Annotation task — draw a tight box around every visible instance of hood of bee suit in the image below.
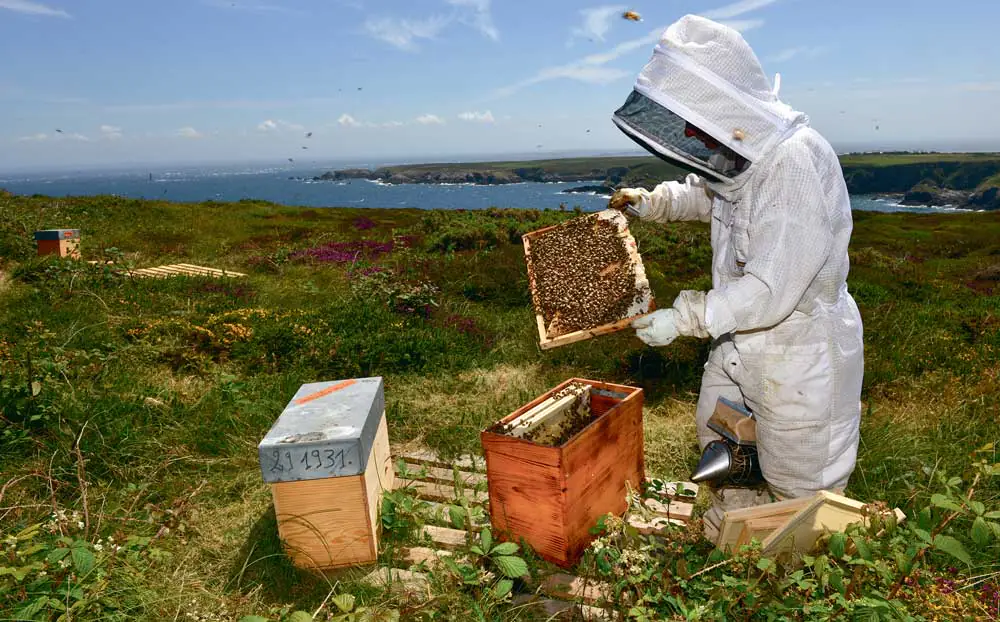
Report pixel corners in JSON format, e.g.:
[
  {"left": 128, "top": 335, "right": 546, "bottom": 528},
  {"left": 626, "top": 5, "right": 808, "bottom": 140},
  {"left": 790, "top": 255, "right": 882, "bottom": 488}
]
[{"left": 612, "top": 14, "right": 809, "bottom": 185}]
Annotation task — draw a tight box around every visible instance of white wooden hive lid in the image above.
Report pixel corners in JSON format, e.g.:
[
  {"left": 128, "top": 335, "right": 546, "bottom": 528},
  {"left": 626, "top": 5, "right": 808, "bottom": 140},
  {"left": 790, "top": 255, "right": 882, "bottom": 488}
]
[{"left": 258, "top": 377, "right": 385, "bottom": 483}]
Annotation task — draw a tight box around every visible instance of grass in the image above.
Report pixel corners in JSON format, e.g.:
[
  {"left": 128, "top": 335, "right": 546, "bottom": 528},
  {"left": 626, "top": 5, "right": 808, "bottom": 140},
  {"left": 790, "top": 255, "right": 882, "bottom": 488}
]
[{"left": 0, "top": 191, "right": 998, "bottom": 620}]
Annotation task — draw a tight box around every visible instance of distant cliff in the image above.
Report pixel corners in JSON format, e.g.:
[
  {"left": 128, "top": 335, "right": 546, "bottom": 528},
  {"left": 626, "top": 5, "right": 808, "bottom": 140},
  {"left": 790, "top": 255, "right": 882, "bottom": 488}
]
[
  {"left": 315, "top": 162, "right": 640, "bottom": 186},
  {"left": 840, "top": 156, "right": 1000, "bottom": 210},
  {"left": 315, "top": 153, "right": 1000, "bottom": 211}
]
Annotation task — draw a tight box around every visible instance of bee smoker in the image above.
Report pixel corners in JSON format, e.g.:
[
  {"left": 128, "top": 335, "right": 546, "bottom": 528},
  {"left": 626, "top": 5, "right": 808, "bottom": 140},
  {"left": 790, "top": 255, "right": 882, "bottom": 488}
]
[{"left": 690, "top": 397, "right": 765, "bottom": 487}]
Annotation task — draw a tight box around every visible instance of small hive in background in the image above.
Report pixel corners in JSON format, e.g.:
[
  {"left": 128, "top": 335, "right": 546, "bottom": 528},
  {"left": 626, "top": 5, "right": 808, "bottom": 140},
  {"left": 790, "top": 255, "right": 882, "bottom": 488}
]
[
  {"left": 34, "top": 229, "right": 80, "bottom": 259},
  {"left": 258, "top": 377, "right": 394, "bottom": 570}
]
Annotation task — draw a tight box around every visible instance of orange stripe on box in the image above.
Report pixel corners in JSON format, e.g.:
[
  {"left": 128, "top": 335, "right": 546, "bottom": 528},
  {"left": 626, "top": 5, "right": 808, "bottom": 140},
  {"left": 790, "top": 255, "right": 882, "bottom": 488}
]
[{"left": 294, "top": 379, "right": 357, "bottom": 405}]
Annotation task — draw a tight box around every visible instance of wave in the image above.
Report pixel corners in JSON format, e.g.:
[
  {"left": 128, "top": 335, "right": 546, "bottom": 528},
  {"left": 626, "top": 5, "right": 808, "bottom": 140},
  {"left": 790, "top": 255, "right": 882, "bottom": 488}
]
[{"left": 559, "top": 190, "right": 613, "bottom": 199}]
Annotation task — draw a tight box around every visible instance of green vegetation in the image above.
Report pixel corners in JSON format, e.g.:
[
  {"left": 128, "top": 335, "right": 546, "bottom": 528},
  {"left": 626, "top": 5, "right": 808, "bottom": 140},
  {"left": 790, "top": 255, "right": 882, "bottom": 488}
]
[{"left": 1, "top": 192, "right": 999, "bottom": 620}]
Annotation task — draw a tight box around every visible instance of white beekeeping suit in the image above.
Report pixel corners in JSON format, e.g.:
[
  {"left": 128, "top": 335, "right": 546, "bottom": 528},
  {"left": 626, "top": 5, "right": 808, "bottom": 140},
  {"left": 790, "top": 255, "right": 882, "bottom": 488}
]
[{"left": 609, "top": 14, "right": 864, "bottom": 539}]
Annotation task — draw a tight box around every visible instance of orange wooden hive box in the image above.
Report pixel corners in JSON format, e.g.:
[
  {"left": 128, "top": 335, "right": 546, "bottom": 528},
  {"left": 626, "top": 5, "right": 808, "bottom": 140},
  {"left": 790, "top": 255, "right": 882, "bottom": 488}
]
[
  {"left": 480, "top": 378, "right": 645, "bottom": 568},
  {"left": 34, "top": 229, "right": 80, "bottom": 259},
  {"left": 258, "top": 377, "right": 394, "bottom": 570}
]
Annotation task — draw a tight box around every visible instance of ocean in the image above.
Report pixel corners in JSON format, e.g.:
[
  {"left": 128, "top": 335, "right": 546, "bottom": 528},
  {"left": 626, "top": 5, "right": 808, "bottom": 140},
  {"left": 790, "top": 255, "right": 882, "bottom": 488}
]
[{"left": 0, "top": 164, "right": 980, "bottom": 214}]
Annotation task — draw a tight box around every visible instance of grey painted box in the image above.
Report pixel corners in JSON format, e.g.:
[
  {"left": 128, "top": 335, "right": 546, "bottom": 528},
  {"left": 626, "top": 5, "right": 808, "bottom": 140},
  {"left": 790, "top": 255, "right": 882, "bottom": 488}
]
[
  {"left": 34, "top": 229, "right": 80, "bottom": 240},
  {"left": 258, "top": 377, "right": 385, "bottom": 483}
]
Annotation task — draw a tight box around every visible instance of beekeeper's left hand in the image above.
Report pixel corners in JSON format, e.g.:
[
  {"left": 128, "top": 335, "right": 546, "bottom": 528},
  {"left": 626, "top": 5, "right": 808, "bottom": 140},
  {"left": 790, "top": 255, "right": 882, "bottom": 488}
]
[{"left": 632, "top": 309, "right": 681, "bottom": 347}]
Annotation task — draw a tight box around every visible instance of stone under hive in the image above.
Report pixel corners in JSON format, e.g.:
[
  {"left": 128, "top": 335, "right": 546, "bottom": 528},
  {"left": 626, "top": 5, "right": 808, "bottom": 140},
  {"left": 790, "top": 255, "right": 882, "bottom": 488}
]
[
  {"left": 258, "top": 377, "right": 394, "bottom": 570},
  {"left": 523, "top": 210, "right": 654, "bottom": 350}
]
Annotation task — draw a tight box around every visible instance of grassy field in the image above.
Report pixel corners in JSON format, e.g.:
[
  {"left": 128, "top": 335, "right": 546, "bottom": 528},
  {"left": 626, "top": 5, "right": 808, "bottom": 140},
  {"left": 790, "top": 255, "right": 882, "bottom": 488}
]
[
  {"left": 1, "top": 192, "right": 999, "bottom": 620},
  {"left": 838, "top": 153, "right": 1000, "bottom": 167}
]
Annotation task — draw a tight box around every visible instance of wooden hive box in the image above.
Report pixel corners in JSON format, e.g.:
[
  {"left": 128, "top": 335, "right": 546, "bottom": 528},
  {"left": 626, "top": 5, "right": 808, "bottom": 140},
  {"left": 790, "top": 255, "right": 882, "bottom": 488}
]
[
  {"left": 481, "top": 378, "right": 644, "bottom": 568},
  {"left": 718, "top": 491, "right": 907, "bottom": 557},
  {"left": 34, "top": 229, "right": 80, "bottom": 259},
  {"left": 258, "top": 377, "right": 395, "bottom": 570},
  {"left": 523, "top": 211, "right": 654, "bottom": 350}
]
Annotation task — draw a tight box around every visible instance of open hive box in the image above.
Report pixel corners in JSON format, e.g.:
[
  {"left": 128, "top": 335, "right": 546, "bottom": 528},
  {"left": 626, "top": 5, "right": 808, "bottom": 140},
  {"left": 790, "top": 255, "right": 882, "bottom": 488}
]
[
  {"left": 523, "top": 210, "right": 654, "bottom": 350},
  {"left": 480, "top": 378, "right": 645, "bottom": 567}
]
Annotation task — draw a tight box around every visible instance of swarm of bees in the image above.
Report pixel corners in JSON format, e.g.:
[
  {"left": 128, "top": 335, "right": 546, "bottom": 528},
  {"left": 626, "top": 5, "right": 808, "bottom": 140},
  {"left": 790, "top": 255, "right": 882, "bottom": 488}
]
[
  {"left": 623, "top": 10, "right": 642, "bottom": 22},
  {"left": 529, "top": 215, "right": 641, "bottom": 334}
]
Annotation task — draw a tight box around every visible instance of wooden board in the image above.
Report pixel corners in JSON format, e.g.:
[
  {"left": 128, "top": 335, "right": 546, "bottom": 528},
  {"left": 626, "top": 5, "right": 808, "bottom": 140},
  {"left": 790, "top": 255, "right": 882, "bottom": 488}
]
[
  {"left": 397, "top": 450, "right": 485, "bottom": 473},
  {"left": 537, "top": 307, "right": 656, "bottom": 351},
  {"left": 37, "top": 238, "right": 80, "bottom": 259},
  {"left": 271, "top": 474, "right": 374, "bottom": 569},
  {"left": 363, "top": 414, "right": 394, "bottom": 557},
  {"left": 761, "top": 491, "right": 905, "bottom": 557},
  {"left": 130, "top": 263, "right": 246, "bottom": 279},
  {"left": 717, "top": 495, "right": 818, "bottom": 552},
  {"left": 523, "top": 216, "right": 655, "bottom": 351},
  {"left": 562, "top": 384, "right": 645, "bottom": 564}
]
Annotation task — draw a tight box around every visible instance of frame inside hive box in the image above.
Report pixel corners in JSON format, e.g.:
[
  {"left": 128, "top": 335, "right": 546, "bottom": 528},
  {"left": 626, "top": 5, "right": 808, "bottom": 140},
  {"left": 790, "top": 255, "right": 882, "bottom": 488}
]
[
  {"left": 523, "top": 211, "right": 655, "bottom": 350},
  {"left": 480, "top": 378, "right": 645, "bottom": 568}
]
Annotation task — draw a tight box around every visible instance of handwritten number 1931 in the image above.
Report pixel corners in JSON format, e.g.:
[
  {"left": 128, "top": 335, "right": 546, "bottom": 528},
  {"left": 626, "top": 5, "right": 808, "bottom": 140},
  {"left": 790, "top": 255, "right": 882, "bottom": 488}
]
[{"left": 271, "top": 448, "right": 347, "bottom": 473}]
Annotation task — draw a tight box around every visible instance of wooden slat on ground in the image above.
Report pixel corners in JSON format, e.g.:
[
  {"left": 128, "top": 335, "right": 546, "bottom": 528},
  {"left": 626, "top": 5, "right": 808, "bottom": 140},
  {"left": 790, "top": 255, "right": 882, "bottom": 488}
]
[
  {"left": 398, "top": 450, "right": 485, "bottom": 473},
  {"left": 396, "top": 478, "right": 488, "bottom": 504},
  {"left": 386, "top": 449, "right": 697, "bottom": 618},
  {"left": 130, "top": 263, "right": 247, "bottom": 279}
]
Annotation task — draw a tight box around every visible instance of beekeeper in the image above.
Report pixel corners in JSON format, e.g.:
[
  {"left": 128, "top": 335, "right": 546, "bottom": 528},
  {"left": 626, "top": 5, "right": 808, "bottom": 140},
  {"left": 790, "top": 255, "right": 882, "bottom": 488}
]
[{"left": 608, "top": 14, "right": 864, "bottom": 540}]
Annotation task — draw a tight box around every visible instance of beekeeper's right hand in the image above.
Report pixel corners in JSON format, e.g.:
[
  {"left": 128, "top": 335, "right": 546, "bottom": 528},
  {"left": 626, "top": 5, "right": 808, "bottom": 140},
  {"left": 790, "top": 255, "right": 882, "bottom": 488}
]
[
  {"left": 610, "top": 175, "right": 714, "bottom": 224},
  {"left": 608, "top": 188, "right": 650, "bottom": 218}
]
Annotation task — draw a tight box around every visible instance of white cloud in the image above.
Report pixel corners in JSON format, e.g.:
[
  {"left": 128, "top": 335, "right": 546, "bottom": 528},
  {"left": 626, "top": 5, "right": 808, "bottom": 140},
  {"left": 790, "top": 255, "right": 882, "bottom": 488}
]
[
  {"left": 492, "top": 0, "right": 769, "bottom": 100},
  {"left": 416, "top": 114, "right": 445, "bottom": 125},
  {"left": 701, "top": 0, "right": 780, "bottom": 20},
  {"left": 176, "top": 127, "right": 203, "bottom": 139},
  {"left": 17, "top": 133, "right": 48, "bottom": 142},
  {"left": 335, "top": 114, "right": 405, "bottom": 129},
  {"left": 338, "top": 114, "right": 362, "bottom": 128},
  {"left": 100, "top": 125, "right": 123, "bottom": 140},
  {"left": 257, "top": 119, "right": 305, "bottom": 132},
  {"left": 766, "top": 45, "right": 828, "bottom": 63},
  {"left": 448, "top": 0, "right": 499, "bottom": 41},
  {"left": 570, "top": 5, "right": 626, "bottom": 44},
  {"left": 364, "top": 15, "right": 450, "bottom": 51},
  {"left": 458, "top": 110, "right": 495, "bottom": 123},
  {"left": 365, "top": 1, "right": 498, "bottom": 51},
  {"left": 0, "top": 0, "right": 70, "bottom": 18},
  {"left": 718, "top": 19, "right": 765, "bottom": 33}
]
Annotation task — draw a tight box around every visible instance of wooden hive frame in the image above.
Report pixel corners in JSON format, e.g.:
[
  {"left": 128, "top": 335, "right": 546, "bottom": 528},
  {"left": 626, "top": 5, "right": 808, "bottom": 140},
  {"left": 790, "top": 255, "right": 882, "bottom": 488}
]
[
  {"left": 523, "top": 216, "right": 655, "bottom": 351},
  {"left": 718, "top": 490, "right": 907, "bottom": 556}
]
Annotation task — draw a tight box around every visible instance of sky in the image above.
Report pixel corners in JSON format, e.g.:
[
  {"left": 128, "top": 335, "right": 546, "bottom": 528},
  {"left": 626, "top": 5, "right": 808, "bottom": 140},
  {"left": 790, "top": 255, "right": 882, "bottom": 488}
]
[{"left": 1, "top": 0, "right": 999, "bottom": 172}]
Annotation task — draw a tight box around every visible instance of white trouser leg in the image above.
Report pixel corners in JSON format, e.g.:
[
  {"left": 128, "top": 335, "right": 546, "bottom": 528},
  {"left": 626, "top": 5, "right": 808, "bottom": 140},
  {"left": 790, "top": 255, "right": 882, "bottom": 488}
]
[{"left": 695, "top": 347, "right": 774, "bottom": 542}]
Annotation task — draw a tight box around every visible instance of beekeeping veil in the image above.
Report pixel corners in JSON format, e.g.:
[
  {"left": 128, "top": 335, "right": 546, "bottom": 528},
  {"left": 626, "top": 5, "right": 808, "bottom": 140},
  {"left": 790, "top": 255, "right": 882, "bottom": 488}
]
[{"left": 613, "top": 15, "right": 808, "bottom": 183}]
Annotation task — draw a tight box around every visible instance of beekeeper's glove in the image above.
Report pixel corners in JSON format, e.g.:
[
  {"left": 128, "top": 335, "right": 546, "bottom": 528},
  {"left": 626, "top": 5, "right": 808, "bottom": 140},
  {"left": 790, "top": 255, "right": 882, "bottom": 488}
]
[
  {"left": 608, "top": 188, "right": 650, "bottom": 218},
  {"left": 632, "top": 309, "right": 681, "bottom": 347}
]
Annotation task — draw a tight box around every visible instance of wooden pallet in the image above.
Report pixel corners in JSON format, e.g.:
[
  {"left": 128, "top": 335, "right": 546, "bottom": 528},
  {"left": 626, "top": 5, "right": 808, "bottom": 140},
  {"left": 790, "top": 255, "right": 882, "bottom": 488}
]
[
  {"left": 129, "top": 263, "right": 246, "bottom": 279},
  {"left": 366, "top": 450, "right": 698, "bottom": 618}
]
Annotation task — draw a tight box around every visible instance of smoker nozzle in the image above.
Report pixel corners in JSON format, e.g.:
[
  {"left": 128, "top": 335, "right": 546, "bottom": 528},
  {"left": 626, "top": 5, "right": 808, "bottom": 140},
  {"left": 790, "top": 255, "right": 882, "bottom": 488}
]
[{"left": 691, "top": 440, "right": 732, "bottom": 484}]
